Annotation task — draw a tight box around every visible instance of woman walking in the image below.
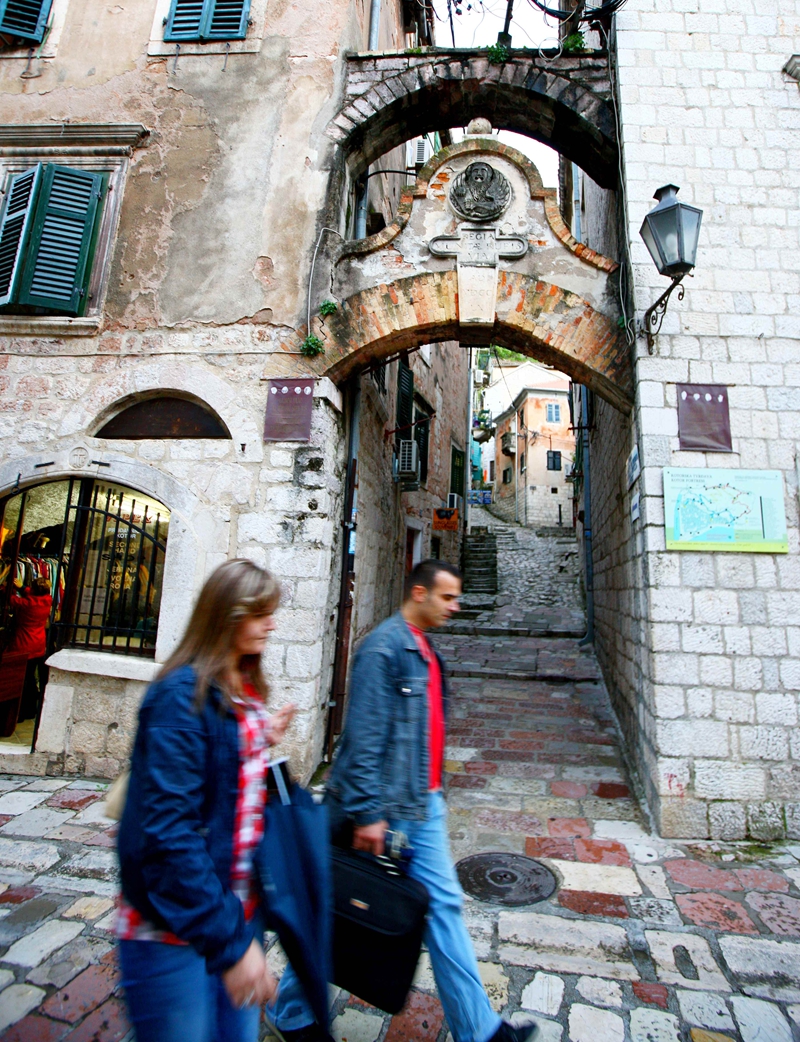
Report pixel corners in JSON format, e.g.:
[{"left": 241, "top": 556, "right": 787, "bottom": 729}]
[{"left": 117, "top": 559, "right": 295, "bottom": 1042}]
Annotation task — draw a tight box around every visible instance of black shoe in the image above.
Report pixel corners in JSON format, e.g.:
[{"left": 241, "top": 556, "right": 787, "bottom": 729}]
[
  {"left": 489, "top": 1021, "right": 539, "bottom": 1042},
  {"left": 267, "top": 1023, "right": 332, "bottom": 1042}
]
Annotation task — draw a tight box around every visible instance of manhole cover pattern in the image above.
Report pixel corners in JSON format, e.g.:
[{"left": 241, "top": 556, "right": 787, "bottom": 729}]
[{"left": 456, "top": 853, "right": 557, "bottom": 906}]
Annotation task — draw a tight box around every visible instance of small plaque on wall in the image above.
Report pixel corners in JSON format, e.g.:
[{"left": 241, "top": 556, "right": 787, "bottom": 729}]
[
  {"left": 264, "top": 379, "right": 315, "bottom": 442},
  {"left": 677, "top": 384, "right": 732, "bottom": 452}
]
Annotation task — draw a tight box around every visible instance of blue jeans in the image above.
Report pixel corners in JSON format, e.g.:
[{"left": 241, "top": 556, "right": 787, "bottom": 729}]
[
  {"left": 119, "top": 939, "right": 261, "bottom": 1042},
  {"left": 273, "top": 792, "right": 501, "bottom": 1042}
]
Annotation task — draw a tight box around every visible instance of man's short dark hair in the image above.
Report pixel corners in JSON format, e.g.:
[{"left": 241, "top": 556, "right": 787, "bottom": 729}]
[{"left": 403, "top": 559, "right": 461, "bottom": 601}]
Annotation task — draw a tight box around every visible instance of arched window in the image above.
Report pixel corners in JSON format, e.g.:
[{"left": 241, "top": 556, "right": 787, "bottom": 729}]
[
  {"left": 95, "top": 395, "right": 230, "bottom": 439},
  {"left": 1, "top": 478, "right": 170, "bottom": 659}
]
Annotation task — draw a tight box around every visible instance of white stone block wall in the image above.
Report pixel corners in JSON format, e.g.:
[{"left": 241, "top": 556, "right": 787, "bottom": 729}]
[
  {"left": 0, "top": 339, "right": 346, "bottom": 782},
  {"left": 612, "top": 0, "right": 800, "bottom": 837}
]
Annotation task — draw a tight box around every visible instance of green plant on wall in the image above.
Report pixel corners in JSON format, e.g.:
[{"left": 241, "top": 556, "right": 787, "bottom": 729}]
[
  {"left": 562, "top": 32, "right": 585, "bottom": 52},
  {"left": 486, "top": 43, "right": 509, "bottom": 64},
  {"left": 300, "top": 334, "right": 325, "bottom": 357},
  {"left": 319, "top": 300, "right": 338, "bottom": 317}
]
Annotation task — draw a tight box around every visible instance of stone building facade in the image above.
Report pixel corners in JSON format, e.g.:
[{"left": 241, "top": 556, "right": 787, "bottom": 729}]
[{"left": 1, "top": 0, "right": 799, "bottom": 841}]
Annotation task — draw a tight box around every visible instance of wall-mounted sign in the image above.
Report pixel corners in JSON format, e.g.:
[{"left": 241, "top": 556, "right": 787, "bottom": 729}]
[
  {"left": 263, "top": 379, "right": 315, "bottom": 442},
  {"left": 627, "top": 444, "right": 641, "bottom": 488},
  {"left": 677, "top": 384, "right": 732, "bottom": 452},
  {"left": 433, "top": 507, "right": 459, "bottom": 531},
  {"left": 663, "top": 468, "right": 787, "bottom": 553},
  {"left": 631, "top": 492, "right": 640, "bottom": 523}
]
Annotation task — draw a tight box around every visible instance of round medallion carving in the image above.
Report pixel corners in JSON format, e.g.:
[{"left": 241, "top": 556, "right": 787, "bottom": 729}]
[
  {"left": 450, "top": 162, "right": 511, "bottom": 222},
  {"left": 69, "top": 447, "right": 89, "bottom": 469}
]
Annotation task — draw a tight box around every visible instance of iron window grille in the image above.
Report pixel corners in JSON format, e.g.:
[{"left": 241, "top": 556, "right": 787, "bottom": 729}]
[
  {"left": 0, "top": 478, "right": 169, "bottom": 659},
  {"left": 547, "top": 450, "right": 562, "bottom": 471}
]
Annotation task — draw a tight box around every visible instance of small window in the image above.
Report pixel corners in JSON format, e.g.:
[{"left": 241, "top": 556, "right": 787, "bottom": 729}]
[
  {"left": 546, "top": 403, "right": 561, "bottom": 424},
  {"left": 547, "top": 450, "right": 562, "bottom": 471},
  {"left": 450, "top": 446, "right": 466, "bottom": 497},
  {"left": 0, "top": 0, "right": 53, "bottom": 44},
  {"left": 502, "top": 468, "right": 512, "bottom": 485},
  {"left": 370, "top": 363, "right": 386, "bottom": 394},
  {"left": 519, "top": 451, "right": 526, "bottom": 473},
  {"left": 97, "top": 396, "right": 231, "bottom": 440},
  {"left": 414, "top": 398, "right": 431, "bottom": 484},
  {"left": 551, "top": 487, "right": 558, "bottom": 494},
  {"left": 164, "top": 0, "right": 251, "bottom": 41},
  {"left": 489, "top": 460, "right": 495, "bottom": 483},
  {"left": 0, "top": 164, "right": 105, "bottom": 317}
]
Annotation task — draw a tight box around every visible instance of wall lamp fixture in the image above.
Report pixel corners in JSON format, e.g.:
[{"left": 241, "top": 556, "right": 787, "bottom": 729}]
[{"left": 639, "top": 184, "right": 703, "bottom": 352}]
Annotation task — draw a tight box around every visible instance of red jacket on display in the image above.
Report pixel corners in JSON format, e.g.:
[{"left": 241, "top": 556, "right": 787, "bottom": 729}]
[{"left": 8, "top": 590, "right": 52, "bottom": 658}]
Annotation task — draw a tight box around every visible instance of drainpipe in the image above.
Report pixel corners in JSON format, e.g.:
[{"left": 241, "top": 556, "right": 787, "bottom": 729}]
[
  {"left": 513, "top": 418, "right": 519, "bottom": 524},
  {"left": 368, "top": 0, "right": 381, "bottom": 48},
  {"left": 579, "top": 392, "right": 594, "bottom": 646},
  {"left": 465, "top": 348, "right": 473, "bottom": 534},
  {"left": 326, "top": 383, "right": 361, "bottom": 759}
]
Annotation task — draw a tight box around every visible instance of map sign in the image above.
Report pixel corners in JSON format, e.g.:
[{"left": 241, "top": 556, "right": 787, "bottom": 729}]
[{"left": 663, "top": 468, "right": 788, "bottom": 553}]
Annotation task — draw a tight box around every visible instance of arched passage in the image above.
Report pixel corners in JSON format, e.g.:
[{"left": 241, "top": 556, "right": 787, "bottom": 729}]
[
  {"left": 328, "top": 52, "right": 617, "bottom": 189},
  {"left": 284, "top": 270, "right": 632, "bottom": 413}
]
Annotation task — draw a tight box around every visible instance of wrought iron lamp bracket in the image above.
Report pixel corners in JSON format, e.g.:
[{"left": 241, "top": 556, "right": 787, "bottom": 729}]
[{"left": 641, "top": 274, "right": 687, "bottom": 353}]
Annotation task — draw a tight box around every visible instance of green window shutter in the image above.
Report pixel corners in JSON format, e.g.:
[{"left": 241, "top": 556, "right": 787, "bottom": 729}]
[
  {"left": 450, "top": 447, "right": 466, "bottom": 497},
  {"left": 396, "top": 359, "right": 414, "bottom": 434},
  {"left": 164, "top": 0, "right": 206, "bottom": 40},
  {"left": 0, "top": 0, "right": 53, "bottom": 44},
  {"left": 164, "top": 0, "right": 249, "bottom": 41},
  {"left": 18, "top": 165, "right": 104, "bottom": 316},
  {"left": 414, "top": 411, "right": 429, "bottom": 483},
  {"left": 205, "top": 0, "right": 250, "bottom": 39},
  {"left": 0, "top": 164, "right": 42, "bottom": 308}
]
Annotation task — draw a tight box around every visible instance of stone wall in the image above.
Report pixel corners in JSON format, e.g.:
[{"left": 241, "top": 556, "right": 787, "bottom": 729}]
[{"left": 611, "top": 0, "right": 800, "bottom": 837}]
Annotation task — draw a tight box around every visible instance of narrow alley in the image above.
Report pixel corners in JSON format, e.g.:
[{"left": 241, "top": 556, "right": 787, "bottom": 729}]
[{"left": 0, "top": 518, "right": 799, "bottom": 1041}]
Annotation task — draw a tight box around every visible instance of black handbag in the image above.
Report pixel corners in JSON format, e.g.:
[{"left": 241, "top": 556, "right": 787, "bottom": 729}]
[{"left": 330, "top": 846, "right": 429, "bottom": 1015}]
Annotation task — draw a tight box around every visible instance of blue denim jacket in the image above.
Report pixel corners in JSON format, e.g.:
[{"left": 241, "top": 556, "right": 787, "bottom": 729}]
[
  {"left": 326, "top": 611, "right": 449, "bottom": 824},
  {"left": 117, "top": 665, "right": 258, "bottom": 974}
]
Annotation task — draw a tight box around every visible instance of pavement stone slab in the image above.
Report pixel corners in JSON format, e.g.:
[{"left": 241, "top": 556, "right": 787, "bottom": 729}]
[
  {"left": 0, "top": 794, "right": 49, "bottom": 817},
  {"left": 567, "top": 1003, "right": 624, "bottom": 1042},
  {"left": 718, "top": 935, "right": 800, "bottom": 1002},
  {"left": 575, "top": 977, "right": 622, "bottom": 1008},
  {"left": 0, "top": 984, "right": 47, "bottom": 1033},
  {"left": 645, "top": 931, "right": 730, "bottom": 993},
  {"left": 0, "top": 810, "right": 76, "bottom": 839},
  {"left": 629, "top": 1008, "right": 681, "bottom": 1042},
  {"left": 520, "top": 972, "right": 564, "bottom": 1015},
  {"left": 2, "top": 920, "right": 85, "bottom": 968},
  {"left": 676, "top": 991, "right": 736, "bottom": 1031},
  {"left": 729, "top": 996, "right": 793, "bottom": 1042}
]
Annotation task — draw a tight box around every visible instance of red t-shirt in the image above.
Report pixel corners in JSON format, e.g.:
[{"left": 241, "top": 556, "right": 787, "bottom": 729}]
[
  {"left": 407, "top": 623, "right": 444, "bottom": 791},
  {"left": 9, "top": 591, "right": 52, "bottom": 658}
]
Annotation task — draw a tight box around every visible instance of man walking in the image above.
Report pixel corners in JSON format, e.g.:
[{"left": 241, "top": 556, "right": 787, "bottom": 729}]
[{"left": 325, "top": 559, "right": 537, "bottom": 1042}]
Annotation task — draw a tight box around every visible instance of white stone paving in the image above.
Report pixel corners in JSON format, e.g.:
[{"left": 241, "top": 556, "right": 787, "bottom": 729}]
[
  {"left": 730, "top": 996, "right": 793, "bottom": 1042},
  {"left": 676, "top": 990, "right": 735, "bottom": 1031},
  {"left": 1, "top": 919, "right": 84, "bottom": 967},
  {"left": 567, "top": 1003, "right": 624, "bottom": 1042},
  {"left": 0, "top": 983, "right": 46, "bottom": 1032},
  {"left": 520, "top": 972, "right": 565, "bottom": 1016}
]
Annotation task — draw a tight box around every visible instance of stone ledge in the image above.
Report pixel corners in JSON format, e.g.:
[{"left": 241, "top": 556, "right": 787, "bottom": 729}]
[{"left": 46, "top": 650, "right": 158, "bottom": 684}]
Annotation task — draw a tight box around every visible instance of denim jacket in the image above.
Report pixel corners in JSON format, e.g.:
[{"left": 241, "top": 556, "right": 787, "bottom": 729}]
[
  {"left": 117, "top": 665, "right": 258, "bottom": 974},
  {"left": 326, "top": 611, "right": 449, "bottom": 824}
]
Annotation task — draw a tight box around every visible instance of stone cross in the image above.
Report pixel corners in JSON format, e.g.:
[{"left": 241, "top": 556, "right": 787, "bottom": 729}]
[{"left": 429, "top": 225, "right": 527, "bottom": 325}]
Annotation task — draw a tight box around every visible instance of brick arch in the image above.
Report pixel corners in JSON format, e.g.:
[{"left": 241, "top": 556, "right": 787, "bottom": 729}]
[
  {"left": 329, "top": 52, "right": 617, "bottom": 189},
  {"left": 282, "top": 271, "right": 633, "bottom": 413}
]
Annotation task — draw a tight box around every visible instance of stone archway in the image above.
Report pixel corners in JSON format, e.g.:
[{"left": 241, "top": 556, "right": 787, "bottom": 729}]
[
  {"left": 281, "top": 136, "right": 632, "bottom": 411},
  {"left": 328, "top": 50, "right": 617, "bottom": 188}
]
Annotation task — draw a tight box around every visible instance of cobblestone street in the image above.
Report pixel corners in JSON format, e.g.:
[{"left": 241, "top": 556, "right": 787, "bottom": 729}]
[{"left": 1, "top": 522, "right": 800, "bottom": 1040}]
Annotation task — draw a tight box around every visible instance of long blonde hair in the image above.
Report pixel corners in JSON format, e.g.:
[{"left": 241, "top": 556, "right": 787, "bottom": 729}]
[{"left": 158, "top": 559, "right": 280, "bottom": 709}]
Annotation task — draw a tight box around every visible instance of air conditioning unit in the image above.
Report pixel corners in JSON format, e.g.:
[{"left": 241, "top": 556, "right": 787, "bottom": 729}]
[
  {"left": 397, "top": 440, "right": 420, "bottom": 480},
  {"left": 447, "top": 493, "right": 463, "bottom": 512},
  {"left": 407, "top": 137, "right": 431, "bottom": 169}
]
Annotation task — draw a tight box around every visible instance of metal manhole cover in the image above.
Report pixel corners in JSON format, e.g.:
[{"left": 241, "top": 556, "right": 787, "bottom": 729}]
[{"left": 456, "top": 853, "right": 557, "bottom": 906}]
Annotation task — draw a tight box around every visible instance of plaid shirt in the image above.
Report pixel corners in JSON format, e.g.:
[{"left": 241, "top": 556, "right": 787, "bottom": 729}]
[{"left": 116, "top": 684, "right": 272, "bottom": 943}]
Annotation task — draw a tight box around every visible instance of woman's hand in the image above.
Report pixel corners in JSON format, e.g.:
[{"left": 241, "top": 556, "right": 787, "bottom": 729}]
[
  {"left": 268, "top": 703, "right": 296, "bottom": 746},
  {"left": 222, "top": 939, "right": 278, "bottom": 1009}
]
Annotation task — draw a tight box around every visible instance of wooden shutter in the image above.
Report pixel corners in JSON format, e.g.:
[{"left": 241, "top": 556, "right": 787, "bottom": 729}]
[
  {"left": 0, "top": 0, "right": 53, "bottom": 43},
  {"left": 0, "top": 164, "right": 42, "bottom": 308},
  {"left": 18, "top": 165, "right": 104, "bottom": 315},
  {"left": 414, "top": 408, "right": 429, "bottom": 483},
  {"left": 164, "top": 0, "right": 249, "bottom": 41},
  {"left": 205, "top": 0, "right": 250, "bottom": 39},
  {"left": 450, "top": 447, "right": 465, "bottom": 497},
  {"left": 396, "top": 359, "right": 414, "bottom": 435}
]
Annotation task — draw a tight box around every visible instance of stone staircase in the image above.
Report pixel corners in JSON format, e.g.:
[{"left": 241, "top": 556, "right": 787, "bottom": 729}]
[{"left": 460, "top": 527, "right": 498, "bottom": 597}]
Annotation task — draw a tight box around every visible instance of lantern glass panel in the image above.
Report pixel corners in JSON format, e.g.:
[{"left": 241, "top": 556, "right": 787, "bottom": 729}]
[
  {"left": 648, "top": 207, "right": 681, "bottom": 272},
  {"left": 679, "top": 206, "right": 702, "bottom": 268}
]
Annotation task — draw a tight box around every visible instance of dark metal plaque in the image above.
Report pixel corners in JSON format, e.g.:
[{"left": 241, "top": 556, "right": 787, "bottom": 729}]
[
  {"left": 456, "top": 853, "right": 557, "bottom": 906},
  {"left": 263, "top": 379, "right": 315, "bottom": 442},
  {"left": 677, "top": 384, "right": 732, "bottom": 452}
]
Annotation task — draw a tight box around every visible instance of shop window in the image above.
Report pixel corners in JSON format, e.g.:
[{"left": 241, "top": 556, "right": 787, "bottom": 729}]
[
  {"left": 0, "top": 0, "right": 53, "bottom": 44},
  {"left": 547, "top": 450, "right": 562, "bottom": 471},
  {"left": 0, "top": 163, "right": 106, "bottom": 317},
  {"left": 546, "top": 402, "right": 561, "bottom": 424},
  {"left": 96, "top": 395, "right": 230, "bottom": 440},
  {"left": 164, "top": 0, "right": 251, "bottom": 41},
  {"left": 1, "top": 478, "right": 170, "bottom": 662}
]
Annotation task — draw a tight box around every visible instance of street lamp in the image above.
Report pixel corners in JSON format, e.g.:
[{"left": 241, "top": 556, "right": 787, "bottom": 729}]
[{"left": 639, "top": 184, "right": 703, "bottom": 351}]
